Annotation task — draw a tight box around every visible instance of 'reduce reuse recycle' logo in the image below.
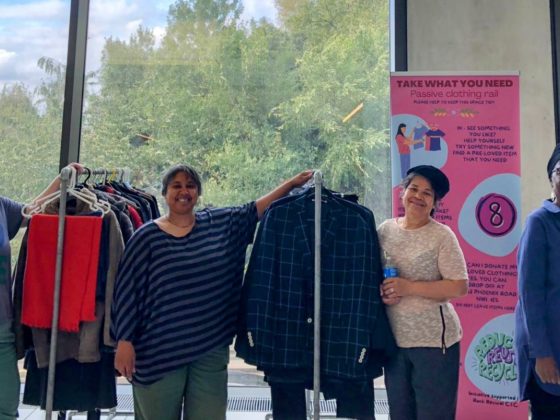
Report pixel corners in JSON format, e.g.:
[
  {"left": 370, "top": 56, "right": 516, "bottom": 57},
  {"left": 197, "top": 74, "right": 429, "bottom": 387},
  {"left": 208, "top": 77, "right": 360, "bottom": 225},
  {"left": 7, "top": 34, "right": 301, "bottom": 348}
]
[
  {"left": 465, "top": 313, "right": 519, "bottom": 401},
  {"left": 475, "top": 332, "right": 516, "bottom": 382}
]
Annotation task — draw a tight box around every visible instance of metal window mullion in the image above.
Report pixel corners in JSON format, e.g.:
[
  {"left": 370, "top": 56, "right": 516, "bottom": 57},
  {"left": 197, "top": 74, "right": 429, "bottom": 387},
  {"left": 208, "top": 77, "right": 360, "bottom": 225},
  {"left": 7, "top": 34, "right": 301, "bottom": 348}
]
[
  {"left": 393, "top": 0, "right": 407, "bottom": 71},
  {"left": 59, "top": 0, "right": 90, "bottom": 169},
  {"left": 312, "top": 171, "right": 322, "bottom": 420},
  {"left": 551, "top": 0, "right": 560, "bottom": 143}
]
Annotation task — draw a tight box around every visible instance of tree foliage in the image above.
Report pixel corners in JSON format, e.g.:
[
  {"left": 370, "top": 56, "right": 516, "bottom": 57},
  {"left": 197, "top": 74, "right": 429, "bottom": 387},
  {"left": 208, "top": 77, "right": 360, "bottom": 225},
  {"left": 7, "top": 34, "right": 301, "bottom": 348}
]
[{"left": 1, "top": 0, "right": 390, "bottom": 218}]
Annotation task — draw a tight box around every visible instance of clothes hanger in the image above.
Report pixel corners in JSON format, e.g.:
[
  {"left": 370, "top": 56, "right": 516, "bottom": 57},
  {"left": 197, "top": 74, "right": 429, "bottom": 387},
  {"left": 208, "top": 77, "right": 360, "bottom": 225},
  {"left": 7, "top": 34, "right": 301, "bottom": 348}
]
[
  {"left": 301, "top": 171, "right": 334, "bottom": 202},
  {"left": 82, "top": 167, "right": 92, "bottom": 187},
  {"left": 22, "top": 167, "right": 111, "bottom": 218}
]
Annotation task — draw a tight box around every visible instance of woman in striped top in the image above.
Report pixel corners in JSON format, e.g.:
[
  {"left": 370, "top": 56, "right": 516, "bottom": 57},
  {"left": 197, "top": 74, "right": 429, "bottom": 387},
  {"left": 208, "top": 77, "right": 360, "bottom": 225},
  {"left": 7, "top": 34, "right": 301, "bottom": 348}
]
[{"left": 112, "top": 164, "right": 312, "bottom": 420}]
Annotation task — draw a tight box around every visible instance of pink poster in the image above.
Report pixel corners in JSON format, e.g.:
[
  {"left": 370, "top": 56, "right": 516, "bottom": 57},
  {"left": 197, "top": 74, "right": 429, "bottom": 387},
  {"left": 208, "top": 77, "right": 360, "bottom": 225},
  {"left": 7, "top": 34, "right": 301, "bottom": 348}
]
[{"left": 390, "top": 73, "right": 527, "bottom": 419}]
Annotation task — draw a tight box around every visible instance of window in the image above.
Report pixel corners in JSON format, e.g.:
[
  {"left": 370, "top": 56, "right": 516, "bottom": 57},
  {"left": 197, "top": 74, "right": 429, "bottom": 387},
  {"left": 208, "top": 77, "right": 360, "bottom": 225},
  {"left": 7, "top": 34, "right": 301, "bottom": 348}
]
[
  {"left": 2, "top": 0, "right": 390, "bottom": 390},
  {"left": 0, "top": 1, "right": 71, "bottom": 203},
  {"left": 81, "top": 0, "right": 390, "bottom": 213},
  {"left": 1, "top": 0, "right": 72, "bottom": 389}
]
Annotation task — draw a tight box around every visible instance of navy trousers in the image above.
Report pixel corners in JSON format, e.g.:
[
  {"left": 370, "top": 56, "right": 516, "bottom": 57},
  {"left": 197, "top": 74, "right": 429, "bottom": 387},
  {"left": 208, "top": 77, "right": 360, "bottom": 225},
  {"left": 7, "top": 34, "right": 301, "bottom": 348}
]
[
  {"left": 527, "top": 372, "right": 560, "bottom": 420},
  {"left": 270, "top": 380, "right": 375, "bottom": 420}
]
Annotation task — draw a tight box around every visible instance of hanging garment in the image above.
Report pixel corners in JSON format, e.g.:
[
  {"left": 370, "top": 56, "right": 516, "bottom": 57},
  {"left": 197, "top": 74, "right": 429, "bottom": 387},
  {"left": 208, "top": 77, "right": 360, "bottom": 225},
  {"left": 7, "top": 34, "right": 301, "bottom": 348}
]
[
  {"left": 87, "top": 180, "right": 160, "bottom": 237},
  {"left": 87, "top": 190, "right": 135, "bottom": 243},
  {"left": 23, "top": 348, "right": 116, "bottom": 412},
  {"left": 31, "top": 302, "right": 105, "bottom": 367},
  {"left": 413, "top": 124, "right": 428, "bottom": 149},
  {"left": 13, "top": 206, "right": 124, "bottom": 361},
  {"left": 21, "top": 214, "right": 102, "bottom": 332},
  {"left": 425, "top": 128, "right": 445, "bottom": 151},
  {"left": 12, "top": 169, "right": 153, "bottom": 415},
  {"left": 236, "top": 187, "right": 395, "bottom": 381},
  {"left": 127, "top": 205, "right": 143, "bottom": 229}
]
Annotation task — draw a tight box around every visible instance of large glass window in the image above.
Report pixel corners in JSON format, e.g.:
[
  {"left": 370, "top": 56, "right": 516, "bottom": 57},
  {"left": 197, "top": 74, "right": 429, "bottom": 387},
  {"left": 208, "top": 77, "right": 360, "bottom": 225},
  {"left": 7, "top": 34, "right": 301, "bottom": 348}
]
[
  {"left": 0, "top": 1, "right": 71, "bottom": 203},
  {"left": 81, "top": 0, "right": 390, "bottom": 213},
  {"left": 81, "top": 0, "right": 390, "bottom": 388},
  {"left": 0, "top": 0, "right": 72, "bottom": 389},
  {"left": 0, "top": 0, "right": 391, "bottom": 408}
]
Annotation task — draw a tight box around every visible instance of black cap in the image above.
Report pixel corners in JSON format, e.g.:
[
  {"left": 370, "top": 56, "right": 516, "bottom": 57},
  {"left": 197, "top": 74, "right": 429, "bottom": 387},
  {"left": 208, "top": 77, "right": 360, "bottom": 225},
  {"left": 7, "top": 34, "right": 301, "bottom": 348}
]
[
  {"left": 547, "top": 143, "right": 560, "bottom": 180},
  {"left": 406, "top": 165, "right": 450, "bottom": 199}
]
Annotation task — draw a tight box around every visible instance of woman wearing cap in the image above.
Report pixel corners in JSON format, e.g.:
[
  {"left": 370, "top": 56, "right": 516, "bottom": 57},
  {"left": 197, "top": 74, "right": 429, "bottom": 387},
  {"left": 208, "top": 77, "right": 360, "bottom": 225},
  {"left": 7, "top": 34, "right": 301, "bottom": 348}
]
[
  {"left": 378, "top": 165, "right": 468, "bottom": 420},
  {"left": 515, "top": 144, "right": 560, "bottom": 419}
]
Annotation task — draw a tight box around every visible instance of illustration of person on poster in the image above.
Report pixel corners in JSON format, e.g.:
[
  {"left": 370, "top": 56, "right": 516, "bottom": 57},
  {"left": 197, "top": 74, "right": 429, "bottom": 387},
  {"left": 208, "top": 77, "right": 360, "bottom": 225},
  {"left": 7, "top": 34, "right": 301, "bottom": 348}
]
[
  {"left": 395, "top": 123, "right": 414, "bottom": 179},
  {"left": 395, "top": 123, "right": 427, "bottom": 179}
]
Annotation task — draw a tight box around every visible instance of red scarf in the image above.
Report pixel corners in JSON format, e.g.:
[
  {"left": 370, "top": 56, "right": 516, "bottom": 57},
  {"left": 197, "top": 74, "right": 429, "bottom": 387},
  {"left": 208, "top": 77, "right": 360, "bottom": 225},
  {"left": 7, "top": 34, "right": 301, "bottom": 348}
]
[{"left": 22, "top": 214, "right": 102, "bottom": 332}]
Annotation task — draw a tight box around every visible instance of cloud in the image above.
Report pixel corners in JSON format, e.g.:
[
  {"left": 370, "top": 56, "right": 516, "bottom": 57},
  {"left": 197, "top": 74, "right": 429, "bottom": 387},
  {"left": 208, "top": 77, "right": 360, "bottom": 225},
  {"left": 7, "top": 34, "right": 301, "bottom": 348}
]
[
  {"left": 85, "top": 0, "right": 165, "bottom": 84},
  {"left": 0, "top": 49, "right": 18, "bottom": 85},
  {"left": 0, "top": 49, "right": 16, "bottom": 66},
  {"left": 0, "top": 0, "right": 66, "bottom": 19},
  {"left": 0, "top": 0, "right": 280, "bottom": 90},
  {"left": 153, "top": 26, "right": 167, "bottom": 47},
  {"left": 88, "top": 0, "right": 142, "bottom": 40},
  {"left": 90, "top": 0, "right": 138, "bottom": 19},
  {"left": 125, "top": 19, "right": 144, "bottom": 36},
  {"left": 241, "top": 0, "right": 278, "bottom": 25},
  {"left": 0, "top": 6, "right": 69, "bottom": 89}
]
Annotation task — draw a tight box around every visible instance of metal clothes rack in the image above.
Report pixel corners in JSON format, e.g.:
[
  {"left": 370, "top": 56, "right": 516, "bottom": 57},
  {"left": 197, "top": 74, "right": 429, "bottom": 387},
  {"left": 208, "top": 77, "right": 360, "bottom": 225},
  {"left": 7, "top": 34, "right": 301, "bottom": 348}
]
[
  {"left": 44, "top": 166, "right": 130, "bottom": 420},
  {"left": 263, "top": 171, "right": 325, "bottom": 420},
  {"left": 45, "top": 166, "right": 72, "bottom": 420},
  {"left": 81, "top": 167, "right": 131, "bottom": 184},
  {"left": 312, "top": 170, "right": 322, "bottom": 420}
]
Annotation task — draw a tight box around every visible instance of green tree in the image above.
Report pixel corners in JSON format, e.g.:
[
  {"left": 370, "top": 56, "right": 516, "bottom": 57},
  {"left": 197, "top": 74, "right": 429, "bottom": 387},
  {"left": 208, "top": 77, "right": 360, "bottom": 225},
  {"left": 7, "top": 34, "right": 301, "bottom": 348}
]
[
  {"left": 0, "top": 72, "right": 62, "bottom": 203},
  {"left": 79, "top": 0, "right": 390, "bottom": 216}
]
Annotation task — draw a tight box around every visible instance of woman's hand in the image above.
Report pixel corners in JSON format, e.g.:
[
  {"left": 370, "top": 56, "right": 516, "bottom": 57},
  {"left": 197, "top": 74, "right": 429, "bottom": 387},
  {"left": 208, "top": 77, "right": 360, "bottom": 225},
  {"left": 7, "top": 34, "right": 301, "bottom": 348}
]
[
  {"left": 66, "top": 162, "right": 85, "bottom": 175},
  {"left": 382, "top": 277, "right": 412, "bottom": 298},
  {"left": 256, "top": 170, "right": 314, "bottom": 219},
  {"left": 380, "top": 286, "right": 401, "bottom": 305},
  {"left": 382, "top": 277, "right": 467, "bottom": 301},
  {"left": 382, "top": 295, "right": 402, "bottom": 305},
  {"left": 289, "top": 170, "right": 314, "bottom": 189},
  {"left": 115, "top": 340, "right": 136, "bottom": 381},
  {"left": 31, "top": 162, "right": 86, "bottom": 206},
  {"left": 535, "top": 356, "right": 560, "bottom": 384}
]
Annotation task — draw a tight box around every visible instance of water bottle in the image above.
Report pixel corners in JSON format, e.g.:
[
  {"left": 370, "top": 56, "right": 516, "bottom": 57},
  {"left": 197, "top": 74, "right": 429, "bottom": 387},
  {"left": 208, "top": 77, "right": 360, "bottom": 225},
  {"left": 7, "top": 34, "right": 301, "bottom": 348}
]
[{"left": 383, "top": 252, "right": 398, "bottom": 279}]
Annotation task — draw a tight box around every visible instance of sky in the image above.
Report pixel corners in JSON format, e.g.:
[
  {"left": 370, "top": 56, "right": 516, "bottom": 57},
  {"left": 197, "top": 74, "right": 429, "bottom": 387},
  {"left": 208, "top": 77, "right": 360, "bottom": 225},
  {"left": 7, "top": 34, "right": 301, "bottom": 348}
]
[{"left": 0, "top": 0, "right": 278, "bottom": 91}]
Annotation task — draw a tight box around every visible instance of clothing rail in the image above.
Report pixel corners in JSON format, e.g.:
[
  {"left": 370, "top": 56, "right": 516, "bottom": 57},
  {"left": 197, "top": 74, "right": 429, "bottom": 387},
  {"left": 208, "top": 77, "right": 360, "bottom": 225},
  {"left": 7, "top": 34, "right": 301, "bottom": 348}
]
[
  {"left": 313, "top": 170, "right": 322, "bottom": 420},
  {"left": 80, "top": 167, "right": 131, "bottom": 184},
  {"left": 45, "top": 166, "right": 73, "bottom": 420},
  {"left": 45, "top": 165, "right": 125, "bottom": 420}
]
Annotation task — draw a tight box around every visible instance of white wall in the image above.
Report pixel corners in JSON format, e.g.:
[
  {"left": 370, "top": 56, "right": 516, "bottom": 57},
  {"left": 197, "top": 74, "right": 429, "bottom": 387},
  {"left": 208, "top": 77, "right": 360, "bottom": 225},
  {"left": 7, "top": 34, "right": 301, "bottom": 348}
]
[{"left": 407, "top": 0, "right": 554, "bottom": 219}]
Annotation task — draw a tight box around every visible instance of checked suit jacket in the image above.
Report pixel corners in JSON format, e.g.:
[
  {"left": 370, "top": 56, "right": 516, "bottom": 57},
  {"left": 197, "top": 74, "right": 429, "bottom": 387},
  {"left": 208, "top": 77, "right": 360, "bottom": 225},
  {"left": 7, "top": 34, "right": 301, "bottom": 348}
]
[{"left": 236, "top": 188, "right": 395, "bottom": 380}]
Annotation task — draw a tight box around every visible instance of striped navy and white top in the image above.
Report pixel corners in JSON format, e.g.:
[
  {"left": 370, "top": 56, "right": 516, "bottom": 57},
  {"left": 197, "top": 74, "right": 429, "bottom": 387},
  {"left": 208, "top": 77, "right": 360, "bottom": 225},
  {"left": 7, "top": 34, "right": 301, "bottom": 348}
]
[{"left": 111, "top": 202, "right": 258, "bottom": 385}]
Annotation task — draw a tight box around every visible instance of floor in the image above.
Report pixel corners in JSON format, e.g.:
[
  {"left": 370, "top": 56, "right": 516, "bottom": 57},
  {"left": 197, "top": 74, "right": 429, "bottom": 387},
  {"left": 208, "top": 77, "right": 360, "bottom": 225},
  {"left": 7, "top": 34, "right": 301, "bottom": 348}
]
[
  {"left": 17, "top": 385, "right": 390, "bottom": 420},
  {"left": 16, "top": 350, "right": 390, "bottom": 419}
]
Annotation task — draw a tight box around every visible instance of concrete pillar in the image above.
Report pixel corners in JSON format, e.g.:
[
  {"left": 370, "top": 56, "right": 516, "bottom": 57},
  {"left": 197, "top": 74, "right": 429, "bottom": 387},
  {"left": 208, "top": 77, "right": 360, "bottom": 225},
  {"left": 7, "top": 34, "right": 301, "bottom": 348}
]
[{"left": 407, "top": 0, "right": 555, "bottom": 218}]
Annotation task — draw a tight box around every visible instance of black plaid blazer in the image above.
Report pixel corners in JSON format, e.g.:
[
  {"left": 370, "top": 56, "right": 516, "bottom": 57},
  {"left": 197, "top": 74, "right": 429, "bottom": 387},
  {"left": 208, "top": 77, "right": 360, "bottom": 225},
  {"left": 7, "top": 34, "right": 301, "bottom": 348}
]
[{"left": 236, "top": 188, "right": 395, "bottom": 380}]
